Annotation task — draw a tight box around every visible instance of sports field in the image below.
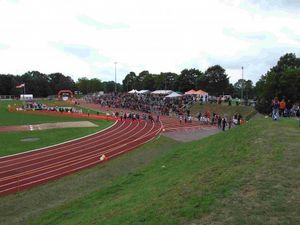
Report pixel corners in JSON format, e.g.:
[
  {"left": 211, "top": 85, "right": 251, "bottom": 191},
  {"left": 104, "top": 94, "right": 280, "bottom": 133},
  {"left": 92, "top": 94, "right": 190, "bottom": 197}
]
[
  {"left": 0, "top": 116, "right": 299, "bottom": 225},
  {"left": 0, "top": 100, "right": 113, "bottom": 156}
]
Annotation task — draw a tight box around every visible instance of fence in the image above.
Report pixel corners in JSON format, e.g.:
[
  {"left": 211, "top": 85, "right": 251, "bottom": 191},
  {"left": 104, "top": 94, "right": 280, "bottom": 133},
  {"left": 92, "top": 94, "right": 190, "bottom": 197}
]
[{"left": 0, "top": 95, "right": 16, "bottom": 100}]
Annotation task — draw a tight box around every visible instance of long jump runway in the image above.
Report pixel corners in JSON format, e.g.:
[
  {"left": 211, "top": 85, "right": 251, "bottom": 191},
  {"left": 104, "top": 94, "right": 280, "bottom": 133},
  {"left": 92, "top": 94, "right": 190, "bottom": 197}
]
[{"left": 0, "top": 120, "right": 162, "bottom": 196}]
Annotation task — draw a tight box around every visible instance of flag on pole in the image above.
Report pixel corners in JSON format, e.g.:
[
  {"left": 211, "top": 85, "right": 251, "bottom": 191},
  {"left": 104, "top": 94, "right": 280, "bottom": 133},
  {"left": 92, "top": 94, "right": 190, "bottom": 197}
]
[{"left": 16, "top": 84, "right": 25, "bottom": 88}]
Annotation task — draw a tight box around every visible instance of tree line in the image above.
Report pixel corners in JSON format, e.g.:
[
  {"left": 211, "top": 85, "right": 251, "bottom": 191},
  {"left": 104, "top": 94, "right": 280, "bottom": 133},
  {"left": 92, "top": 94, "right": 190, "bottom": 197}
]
[
  {"left": 0, "top": 72, "right": 75, "bottom": 97},
  {"left": 0, "top": 72, "right": 120, "bottom": 97},
  {"left": 255, "top": 53, "right": 300, "bottom": 113},
  {"left": 122, "top": 65, "right": 255, "bottom": 98},
  {"left": 0, "top": 53, "right": 299, "bottom": 114},
  {"left": 0, "top": 65, "right": 254, "bottom": 98}
]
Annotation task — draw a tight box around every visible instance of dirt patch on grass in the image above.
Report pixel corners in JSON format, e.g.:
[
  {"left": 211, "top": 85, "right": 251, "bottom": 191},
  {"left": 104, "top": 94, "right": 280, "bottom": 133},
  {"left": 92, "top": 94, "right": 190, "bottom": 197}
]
[
  {"left": 0, "top": 121, "right": 97, "bottom": 133},
  {"left": 20, "top": 137, "right": 40, "bottom": 142},
  {"left": 37, "top": 121, "right": 97, "bottom": 130}
]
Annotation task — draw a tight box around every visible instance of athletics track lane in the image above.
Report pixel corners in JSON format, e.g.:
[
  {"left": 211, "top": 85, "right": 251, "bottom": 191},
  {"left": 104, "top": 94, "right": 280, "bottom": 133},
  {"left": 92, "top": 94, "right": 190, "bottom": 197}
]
[
  {"left": 79, "top": 101, "right": 216, "bottom": 132},
  {"left": 0, "top": 120, "right": 162, "bottom": 196}
]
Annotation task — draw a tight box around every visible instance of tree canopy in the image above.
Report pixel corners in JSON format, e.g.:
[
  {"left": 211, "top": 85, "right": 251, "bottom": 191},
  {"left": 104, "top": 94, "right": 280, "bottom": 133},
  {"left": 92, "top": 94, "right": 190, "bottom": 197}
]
[
  {"left": 255, "top": 53, "right": 300, "bottom": 113},
  {"left": 0, "top": 52, "right": 298, "bottom": 110}
]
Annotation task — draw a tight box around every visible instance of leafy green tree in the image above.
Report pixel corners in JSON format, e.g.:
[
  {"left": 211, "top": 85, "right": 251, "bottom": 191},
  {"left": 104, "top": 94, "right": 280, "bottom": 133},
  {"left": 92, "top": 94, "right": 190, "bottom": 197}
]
[
  {"left": 138, "top": 71, "right": 150, "bottom": 86},
  {"left": 154, "top": 74, "right": 165, "bottom": 90},
  {"left": 89, "top": 78, "right": 102, "bottom": 93},
  {"left": 270, "top": 53, "right": 300, "bottom": 73},
  {"left": 123, "top": 72, "right": 138, "bottom": 91},
  {"left": 0, "top": 74, "right": 18, "bottom": 95},
  {"left": 159, "top": 72, "right": 179, "bottom": 90},
  {"left": 102, "top": 81, "right": 118, "bottom": 93},
  {"left": 176, "top": 69, "right": 201, "bottom": 92},
  {"left": 143, "top": 74, "right": 156, "bottom": 90},
  {"left": 49, "top": 73, "right": 76, "bottom": 94},
  {"left": 204, "top": 65, "right": 230, "bottom": 96},
  {"left": 76, "top": 77, "right": 90, "bottom": 94},
  {"left": 233, "top": 79, "right": 254, "bottom": 99},
  {"left": 255, "top": 53, "right": 300, "bottom": 113},
  {"left": 136, "top": 71, "right": 150, "bottom": 89},
  {"left": 21, "top": 71, "right": 52, "bottom": 97}
]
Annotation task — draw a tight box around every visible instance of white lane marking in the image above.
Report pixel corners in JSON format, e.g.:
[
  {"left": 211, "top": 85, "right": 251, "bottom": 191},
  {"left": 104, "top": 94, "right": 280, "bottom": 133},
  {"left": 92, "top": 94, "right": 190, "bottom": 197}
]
[
  {"left": 0, "top": 121, "right": 154, "bottom": 187},
  {"left": 0, "top": 121, "right": 142, "bottom": 178},
  {"left": 0, "top": 120, "right": 119, "bottom": 161},
  {"left": 0, "top": 122, "right": 131, "bottom": 171}
]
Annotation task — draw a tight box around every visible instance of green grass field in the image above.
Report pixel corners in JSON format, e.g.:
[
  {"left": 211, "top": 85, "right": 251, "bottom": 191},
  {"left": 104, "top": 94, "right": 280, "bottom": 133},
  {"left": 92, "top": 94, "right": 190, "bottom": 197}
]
[
  {"left": 0, "top": 100, "right": 113, "bottom": 156},
  {"left": 1, "top": 117, "right": 299, "bottom": 225},
  {"left": 190, "top": 103, "right": 257, "bottom": 120},
  {"left": 0, "top": 120, "right": 112, "bottom": 156},
  {"left": 0, "top": 100, "right": 104, "bottom": 126}
]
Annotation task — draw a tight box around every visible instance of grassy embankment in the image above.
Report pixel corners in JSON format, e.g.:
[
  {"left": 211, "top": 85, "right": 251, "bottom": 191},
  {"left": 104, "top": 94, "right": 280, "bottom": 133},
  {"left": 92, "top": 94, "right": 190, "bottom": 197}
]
[
  {"left": 1, "top": 117, "right": 299, "bottom": 225},
  {"left": 190, "top": 103, "right": 257, "bottom": 120},
  {"left": 0, "top": 100, "right": 113, "bottom": 156}
]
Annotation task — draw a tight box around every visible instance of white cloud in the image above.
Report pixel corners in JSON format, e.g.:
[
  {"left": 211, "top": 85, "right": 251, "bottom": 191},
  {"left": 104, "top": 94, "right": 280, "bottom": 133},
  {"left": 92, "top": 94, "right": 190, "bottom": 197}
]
[{"left": 0, "top": 0, "right": 299, "bottom": 84}]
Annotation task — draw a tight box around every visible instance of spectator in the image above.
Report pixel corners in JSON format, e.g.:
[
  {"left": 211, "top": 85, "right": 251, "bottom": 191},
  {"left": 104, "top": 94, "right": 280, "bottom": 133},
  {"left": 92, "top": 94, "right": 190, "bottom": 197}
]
[
  {"left": 272, "top": 97, "right": 280, "bottom": 120},
  {"left": 286, "top": 100, "right": 292, "bottom": 117},
  {"left": 279, "top": 98, "right": 286, "bottom": 117},
  {"left": 222, "top": 117, "right": 227, "bottom": 131}
]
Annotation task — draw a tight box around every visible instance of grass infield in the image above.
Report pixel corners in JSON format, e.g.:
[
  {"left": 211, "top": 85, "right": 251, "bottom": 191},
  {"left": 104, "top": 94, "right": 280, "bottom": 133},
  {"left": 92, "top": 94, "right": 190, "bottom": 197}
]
[
  {"left": 1, "top": 116, "right": 299, "bottom": 225},
  {"left": 0, "top": 100, "right": 113, "bottom": 156}
]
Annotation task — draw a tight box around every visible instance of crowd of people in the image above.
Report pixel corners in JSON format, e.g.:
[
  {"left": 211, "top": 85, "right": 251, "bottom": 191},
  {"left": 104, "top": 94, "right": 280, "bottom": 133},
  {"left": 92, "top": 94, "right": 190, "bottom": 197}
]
[
  {"left": 85, "top": 93, "right": 195, "bottom": 116},
  {"left": 182, "top": 110, "right": 244, "bottom": 131},
  {"left": 85, "top": 93, "right": 248, "bottom": 131},
  {"left": 271, "top": 97, "right": 300, "bottom": 120},
  {"left": 12, "top": 101, "right": 82, "bottom": 114}
]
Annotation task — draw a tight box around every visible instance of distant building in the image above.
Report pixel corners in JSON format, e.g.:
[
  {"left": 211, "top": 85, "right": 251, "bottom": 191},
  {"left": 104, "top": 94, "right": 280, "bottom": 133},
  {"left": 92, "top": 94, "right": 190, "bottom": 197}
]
[{"left": 20, "top": 94, "right": 33, "bottom": 100}]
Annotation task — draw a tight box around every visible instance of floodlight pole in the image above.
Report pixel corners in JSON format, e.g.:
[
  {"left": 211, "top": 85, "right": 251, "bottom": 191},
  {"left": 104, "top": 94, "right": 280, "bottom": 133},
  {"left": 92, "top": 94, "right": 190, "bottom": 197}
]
[
  {"left": 114, "top": 62, "right": 117, "bottom": 93},
  {"left": 241, "top": 66, "right": 244, "bottom": 101}
]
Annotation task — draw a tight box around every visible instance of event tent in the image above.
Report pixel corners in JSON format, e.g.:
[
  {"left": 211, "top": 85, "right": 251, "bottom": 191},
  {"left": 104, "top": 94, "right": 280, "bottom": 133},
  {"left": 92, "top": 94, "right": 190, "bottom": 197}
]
[
  {"left": 151, "top": 90, "right": 173, "bottom": 95},
  {"left": 195, "top": 89, "right": 208, "bottom": 95},
  {"left": 137, "top": 90, "right": 150, "bottom": 94},
  {"left": 184, "top": 89, "right": 197, "bottom": 95},
  {"left": 185, "top": 89, "right": 209, "bottom": 101},
  {"left": 196, "top": 89, "right": 208, "bottom": 101},
  {"left": 165, "top": 92, "right": 182, "bottom": 98},
  {"left": 128, "top": 89, "right": 138, "bottom": 94}
]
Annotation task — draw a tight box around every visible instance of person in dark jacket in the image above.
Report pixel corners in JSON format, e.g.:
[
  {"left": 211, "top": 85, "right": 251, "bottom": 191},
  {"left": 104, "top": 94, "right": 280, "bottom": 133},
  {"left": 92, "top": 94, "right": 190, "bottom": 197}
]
[{"left": 222, "top": 117, "right": 227, "bottom": 131}]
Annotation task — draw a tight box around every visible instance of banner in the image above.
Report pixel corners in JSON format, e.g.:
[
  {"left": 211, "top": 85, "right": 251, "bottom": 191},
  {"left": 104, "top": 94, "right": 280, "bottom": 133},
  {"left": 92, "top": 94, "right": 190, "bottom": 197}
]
[{"left": 16, "top": 84, "right": 25, "bottom": 88}]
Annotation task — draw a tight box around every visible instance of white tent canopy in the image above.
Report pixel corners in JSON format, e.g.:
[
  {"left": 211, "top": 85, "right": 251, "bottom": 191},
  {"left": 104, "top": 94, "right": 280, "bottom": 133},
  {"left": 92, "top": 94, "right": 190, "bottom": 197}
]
[
  {"left": 151, "top": 90, "right": 173, "bottom": 95},
  {"left": 128, "top": 89, "right": 138, "bottom": 94},
  {"left": 165, "top": 92, "right": 182, "bottom": 98},
  {"left": 137, "top": 90, "right": 150, "bottom": 94}
]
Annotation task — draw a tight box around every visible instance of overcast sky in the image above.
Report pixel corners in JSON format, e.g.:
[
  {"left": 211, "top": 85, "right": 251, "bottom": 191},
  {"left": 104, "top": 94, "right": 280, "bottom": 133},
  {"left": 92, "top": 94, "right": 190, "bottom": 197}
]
[{"left": 0, "top": 0, "right": 299, "bottom": 84}]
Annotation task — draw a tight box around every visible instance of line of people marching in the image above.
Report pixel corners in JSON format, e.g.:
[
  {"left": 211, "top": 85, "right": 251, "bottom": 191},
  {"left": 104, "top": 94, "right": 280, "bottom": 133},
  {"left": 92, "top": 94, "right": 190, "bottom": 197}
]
[
  {"left": 104, "top": 107, "right": 244, "bottom": 131},
  {"left": 108, "top": 110, "right": 157, "bottom": 123},
  {"left": 178, "top": 109, "right": 244, "bottom": 131}
]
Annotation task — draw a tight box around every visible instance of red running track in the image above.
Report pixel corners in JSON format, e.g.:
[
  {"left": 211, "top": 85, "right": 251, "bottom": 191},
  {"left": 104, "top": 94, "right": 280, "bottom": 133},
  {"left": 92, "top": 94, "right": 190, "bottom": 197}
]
[
  {"left": 0, "top": 120, "right": 162, "bottom": 196},
  {"left": 79, "top": 101, "right": 216, "bottom": 132}
]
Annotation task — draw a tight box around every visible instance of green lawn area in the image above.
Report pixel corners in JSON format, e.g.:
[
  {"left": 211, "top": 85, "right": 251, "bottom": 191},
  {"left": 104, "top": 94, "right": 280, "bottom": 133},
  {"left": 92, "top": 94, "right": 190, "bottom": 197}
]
[
  {"left": 0, "top": 100, "right": 105, "bottom": 126},
  {"left": 0, "top": 120, "right": 113, "bottom": 156},
  {"left": 1, "top": 117, "right": 299, "bottom": 225},
  {"left": 0, "top": 100, "right": 113, "bottom": 156},
  {"left": 190, "top": 103, "right": 257, "bottom": 120}
]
